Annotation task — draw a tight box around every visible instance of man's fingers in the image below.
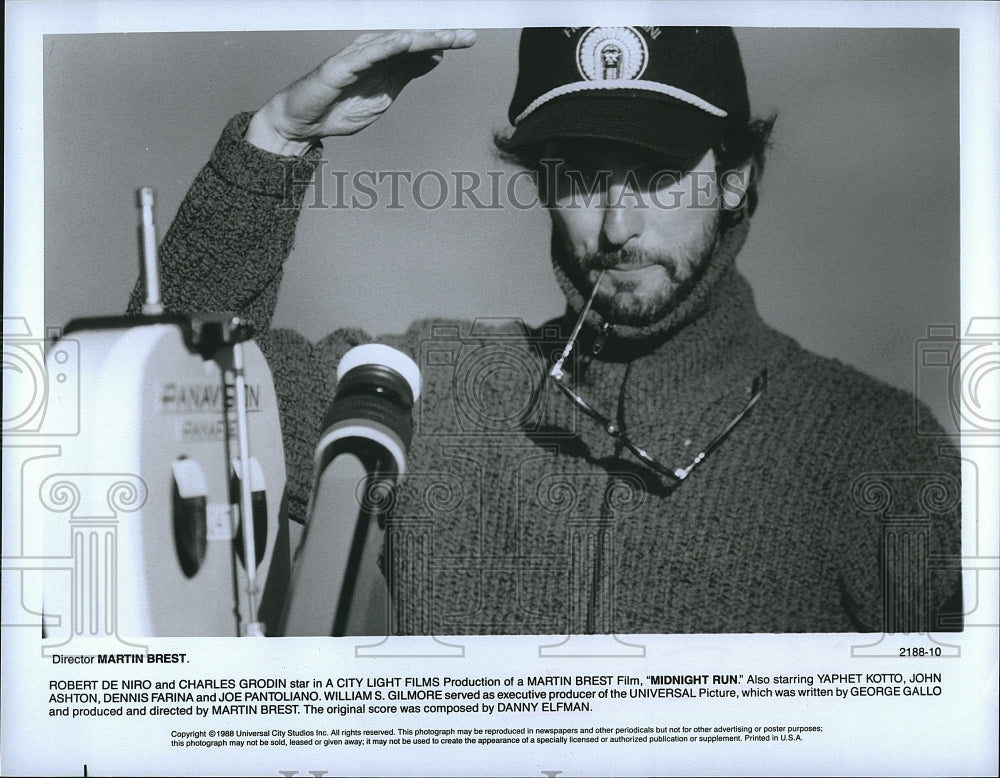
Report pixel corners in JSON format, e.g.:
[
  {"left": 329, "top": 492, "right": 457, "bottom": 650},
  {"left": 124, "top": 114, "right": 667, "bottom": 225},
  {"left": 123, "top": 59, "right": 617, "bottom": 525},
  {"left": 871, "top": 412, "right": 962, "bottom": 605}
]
[
  {"left": 259, "top": 29, "right": 476, "bottom": 146},
  {"left": 314, "top": 30, "right": 472, "bottom": 96},
  {"left": 407, "top": 28, "right": 476, "bottom": 52},
  {"left": 388, "top": 49, "right": 445, "bottom": 86},
  {"left": 313, "top": 32, "right": 417, "bottom": 88},
  {"left": 343, "top": 29, "right": 475, "bottom": 72},
  {"left": 367, "top": 28, "right": 476, "bottom": 54}
]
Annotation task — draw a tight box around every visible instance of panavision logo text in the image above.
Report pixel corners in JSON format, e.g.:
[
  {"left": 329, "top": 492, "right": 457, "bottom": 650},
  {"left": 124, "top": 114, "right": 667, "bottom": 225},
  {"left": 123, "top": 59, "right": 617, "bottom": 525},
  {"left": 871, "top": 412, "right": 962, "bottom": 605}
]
[{"left": 159, "top": 382, "right": 261, "bottom": 414}]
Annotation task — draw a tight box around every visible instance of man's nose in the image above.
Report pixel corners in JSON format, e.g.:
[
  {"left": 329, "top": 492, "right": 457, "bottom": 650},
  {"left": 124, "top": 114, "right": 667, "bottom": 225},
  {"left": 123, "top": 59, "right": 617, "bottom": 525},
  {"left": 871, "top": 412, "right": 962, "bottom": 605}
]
[{"left": 599, "top": 181, "right": 642, "bottom": 249}]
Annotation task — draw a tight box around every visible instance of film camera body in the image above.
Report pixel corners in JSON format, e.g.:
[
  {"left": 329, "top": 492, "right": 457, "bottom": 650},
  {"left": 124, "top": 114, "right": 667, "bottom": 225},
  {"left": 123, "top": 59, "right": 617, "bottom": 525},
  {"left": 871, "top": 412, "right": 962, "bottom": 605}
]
[
  {"left": 33, "top": 189, "right": 422, "bottom": 641},
  {"left": 34, "top": 190, "right": 288, "bottom": 640},
  {"left": 38, "top": 311, "right": 289, "bottom": 640}
]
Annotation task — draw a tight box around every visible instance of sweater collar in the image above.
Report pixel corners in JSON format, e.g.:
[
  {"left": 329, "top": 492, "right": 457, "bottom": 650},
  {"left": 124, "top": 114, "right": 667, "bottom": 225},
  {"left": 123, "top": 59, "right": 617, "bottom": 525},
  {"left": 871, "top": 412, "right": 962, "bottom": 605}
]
[{"left": 539, "top": 216, "right": 772, "bottom": 477}]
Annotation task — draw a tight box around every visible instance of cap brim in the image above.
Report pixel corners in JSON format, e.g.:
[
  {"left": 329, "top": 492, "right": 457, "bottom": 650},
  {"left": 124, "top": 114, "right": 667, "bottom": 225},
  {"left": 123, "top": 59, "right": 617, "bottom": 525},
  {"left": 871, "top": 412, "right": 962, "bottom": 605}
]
[{"left": 507, "top": 91, "right": 725, "bottom": 163}]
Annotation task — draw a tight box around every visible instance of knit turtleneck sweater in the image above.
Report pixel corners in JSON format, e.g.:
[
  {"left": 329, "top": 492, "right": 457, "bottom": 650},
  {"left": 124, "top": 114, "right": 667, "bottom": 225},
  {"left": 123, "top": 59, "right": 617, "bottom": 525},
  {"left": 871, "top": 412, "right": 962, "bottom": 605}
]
[{"left": 138, "top": 112, "right": 963, "bottom": 635}]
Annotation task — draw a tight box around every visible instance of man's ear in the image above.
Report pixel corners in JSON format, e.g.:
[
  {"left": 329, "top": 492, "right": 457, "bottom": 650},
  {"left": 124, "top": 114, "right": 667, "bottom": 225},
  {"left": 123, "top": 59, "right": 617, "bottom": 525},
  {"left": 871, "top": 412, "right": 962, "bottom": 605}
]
[{"left": 720, "top": 160, "right": 753, "bottom": 212}]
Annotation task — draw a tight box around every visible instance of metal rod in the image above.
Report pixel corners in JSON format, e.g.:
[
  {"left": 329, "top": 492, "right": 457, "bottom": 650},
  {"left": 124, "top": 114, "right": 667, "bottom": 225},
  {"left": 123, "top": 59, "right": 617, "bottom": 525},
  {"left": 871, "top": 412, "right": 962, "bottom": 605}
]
[
  {"left": 137, "top": 187, "right": 163, "bottom": 315},
  {"left": 232, "top": 341, "right": 263, "bottom": 636}
]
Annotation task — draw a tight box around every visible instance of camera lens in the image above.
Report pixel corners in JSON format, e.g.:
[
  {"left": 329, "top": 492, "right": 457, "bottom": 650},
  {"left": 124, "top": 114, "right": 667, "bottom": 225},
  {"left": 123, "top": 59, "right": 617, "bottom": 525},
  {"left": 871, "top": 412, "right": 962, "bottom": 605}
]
[
  {"left": 316, "top": 344, "right": 422, "bottom": 476},
  {"left": 324, "top": 361, "right": 416, "bottom": 449}
]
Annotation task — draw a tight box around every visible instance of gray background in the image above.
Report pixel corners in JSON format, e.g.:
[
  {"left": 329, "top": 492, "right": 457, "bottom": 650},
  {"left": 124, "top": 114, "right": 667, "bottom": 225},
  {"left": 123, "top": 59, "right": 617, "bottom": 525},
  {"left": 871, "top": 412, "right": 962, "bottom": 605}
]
[{"left": 43, "top": 28, "right": 959, "bottom": 427}]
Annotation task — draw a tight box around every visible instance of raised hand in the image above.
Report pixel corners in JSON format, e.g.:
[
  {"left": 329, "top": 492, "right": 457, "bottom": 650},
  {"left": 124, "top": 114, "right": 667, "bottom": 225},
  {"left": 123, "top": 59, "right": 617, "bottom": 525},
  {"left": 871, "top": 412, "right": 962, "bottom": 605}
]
[{"left": 247, "top": 29, "right": 477, "bottom": 155}]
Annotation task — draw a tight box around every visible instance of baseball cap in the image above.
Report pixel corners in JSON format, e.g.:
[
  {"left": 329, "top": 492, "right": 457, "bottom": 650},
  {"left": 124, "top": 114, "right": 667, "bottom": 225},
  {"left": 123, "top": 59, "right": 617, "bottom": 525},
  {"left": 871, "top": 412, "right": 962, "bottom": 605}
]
[{"left": 506, "top": 26, "right": 750, "bottom": 162}]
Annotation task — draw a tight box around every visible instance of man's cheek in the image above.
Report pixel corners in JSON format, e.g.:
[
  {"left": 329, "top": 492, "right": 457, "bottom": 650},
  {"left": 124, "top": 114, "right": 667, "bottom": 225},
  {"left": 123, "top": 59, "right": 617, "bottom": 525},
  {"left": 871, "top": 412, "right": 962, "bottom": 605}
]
[{"left": 553, "top": 211, "right": 605, "bottom": 253}]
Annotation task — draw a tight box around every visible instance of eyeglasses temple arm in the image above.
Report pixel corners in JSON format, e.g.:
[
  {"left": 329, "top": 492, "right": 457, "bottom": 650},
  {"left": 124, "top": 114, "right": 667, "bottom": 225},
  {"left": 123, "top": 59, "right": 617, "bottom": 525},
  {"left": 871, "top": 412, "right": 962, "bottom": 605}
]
[
  {"left": 674, "top": 368, "right": 769, "bottom": 480},
  {"left": 550, "top": 271, "right": 606, "bottom": 381}
]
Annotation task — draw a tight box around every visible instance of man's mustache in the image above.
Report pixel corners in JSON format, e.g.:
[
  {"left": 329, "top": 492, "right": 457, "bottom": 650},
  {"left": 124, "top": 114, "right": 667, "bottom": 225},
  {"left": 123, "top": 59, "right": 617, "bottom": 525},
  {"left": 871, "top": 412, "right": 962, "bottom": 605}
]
[{"left": 581, "top": 247, "right": 680, "bottom": 279}]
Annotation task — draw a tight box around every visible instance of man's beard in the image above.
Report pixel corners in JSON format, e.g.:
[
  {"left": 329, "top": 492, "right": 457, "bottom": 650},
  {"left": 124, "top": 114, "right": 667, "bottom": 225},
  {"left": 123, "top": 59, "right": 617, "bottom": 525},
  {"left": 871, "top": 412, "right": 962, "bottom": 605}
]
[{"left": 552, "top": 210, "right": 722, "bottom": 327}]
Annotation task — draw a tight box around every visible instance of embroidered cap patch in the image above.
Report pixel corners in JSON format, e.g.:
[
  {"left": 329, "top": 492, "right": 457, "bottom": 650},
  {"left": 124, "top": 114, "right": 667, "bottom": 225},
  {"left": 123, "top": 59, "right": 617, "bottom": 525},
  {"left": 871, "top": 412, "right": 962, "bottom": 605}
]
[{"left": 576, "top": 27, "right": 649, "bottom": 81}]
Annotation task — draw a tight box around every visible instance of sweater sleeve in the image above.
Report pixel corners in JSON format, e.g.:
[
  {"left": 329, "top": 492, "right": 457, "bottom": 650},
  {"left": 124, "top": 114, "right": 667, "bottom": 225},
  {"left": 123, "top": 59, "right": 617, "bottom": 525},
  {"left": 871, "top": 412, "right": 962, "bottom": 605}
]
[
  {"left": 836, "top": 397, "right": 964, "bottom": 633},
  {"left": 127, "top": 111, "right": 321, "bottom": 331}
]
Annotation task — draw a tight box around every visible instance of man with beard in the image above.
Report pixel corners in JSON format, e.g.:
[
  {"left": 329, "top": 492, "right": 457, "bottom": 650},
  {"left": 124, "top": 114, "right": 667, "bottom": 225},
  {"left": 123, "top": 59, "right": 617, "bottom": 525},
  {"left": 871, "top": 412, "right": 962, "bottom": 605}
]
[{"left": 136, "top": 28, "right": 962, "bottom": 634}]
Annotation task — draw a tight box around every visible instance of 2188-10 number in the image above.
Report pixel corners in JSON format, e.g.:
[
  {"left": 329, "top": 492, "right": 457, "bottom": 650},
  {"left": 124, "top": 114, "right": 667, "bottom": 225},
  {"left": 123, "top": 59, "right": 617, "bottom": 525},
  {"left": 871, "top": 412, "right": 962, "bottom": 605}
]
[{"left": 899, "top": 647, "right": 943, "bottom": 657}]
